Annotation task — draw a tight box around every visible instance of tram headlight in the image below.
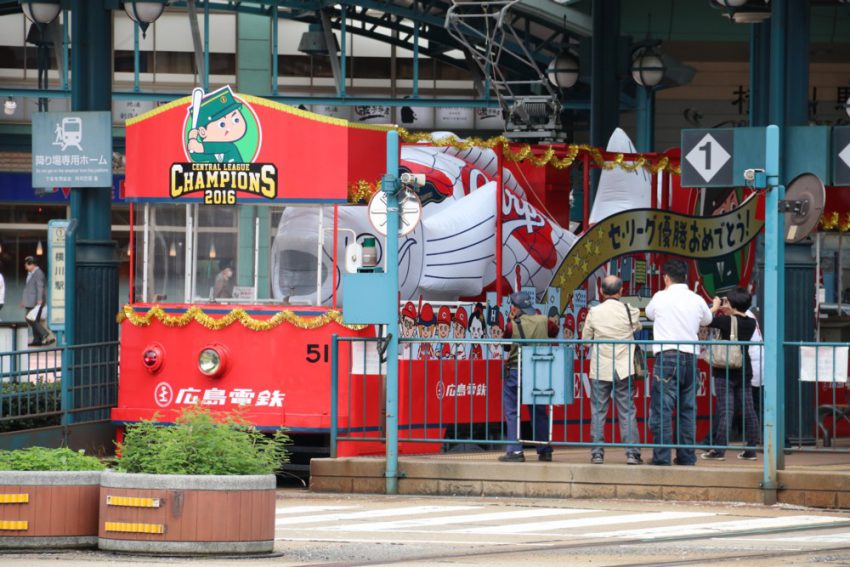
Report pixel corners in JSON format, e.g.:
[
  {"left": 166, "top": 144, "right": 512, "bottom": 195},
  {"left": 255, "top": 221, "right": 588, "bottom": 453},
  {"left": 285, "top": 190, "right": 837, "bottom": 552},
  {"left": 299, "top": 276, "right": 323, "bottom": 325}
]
[
  {"left": 142, "top": 343, "right": 165, "bottom": 374},
  {"left": 198, "top": 345, "right": 229, "bottom": 378}
]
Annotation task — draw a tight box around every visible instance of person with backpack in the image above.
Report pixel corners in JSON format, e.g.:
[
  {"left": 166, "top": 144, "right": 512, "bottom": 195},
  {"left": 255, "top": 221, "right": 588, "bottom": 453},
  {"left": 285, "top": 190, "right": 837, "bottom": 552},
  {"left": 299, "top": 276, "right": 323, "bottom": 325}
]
[{"left": 498, "top": 291, "right": 558, "bottom": 463}]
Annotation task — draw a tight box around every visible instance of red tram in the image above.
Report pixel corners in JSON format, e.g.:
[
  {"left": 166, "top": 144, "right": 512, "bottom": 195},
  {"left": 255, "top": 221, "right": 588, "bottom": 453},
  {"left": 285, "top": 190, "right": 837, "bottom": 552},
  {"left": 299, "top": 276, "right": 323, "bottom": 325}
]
[{"left": 115, "top": 87, "right": 764, "bottom": 474}]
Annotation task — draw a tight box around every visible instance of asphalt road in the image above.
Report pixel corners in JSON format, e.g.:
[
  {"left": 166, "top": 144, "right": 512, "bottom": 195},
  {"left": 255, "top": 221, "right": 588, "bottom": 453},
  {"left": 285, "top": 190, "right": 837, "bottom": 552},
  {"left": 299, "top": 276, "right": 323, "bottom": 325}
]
[{"left": 3, "top": 488, "right": 850, "bottom": 566}]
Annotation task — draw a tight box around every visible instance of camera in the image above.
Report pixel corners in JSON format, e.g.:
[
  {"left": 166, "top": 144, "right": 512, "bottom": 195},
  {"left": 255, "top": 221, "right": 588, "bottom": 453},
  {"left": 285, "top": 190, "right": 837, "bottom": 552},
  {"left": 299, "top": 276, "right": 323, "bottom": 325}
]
[
  {"left": 743, "top": 168, "right": 765, "bottom": 188},
  {"left": 400, "top": 172, "right": 426, "bottom": 188}
]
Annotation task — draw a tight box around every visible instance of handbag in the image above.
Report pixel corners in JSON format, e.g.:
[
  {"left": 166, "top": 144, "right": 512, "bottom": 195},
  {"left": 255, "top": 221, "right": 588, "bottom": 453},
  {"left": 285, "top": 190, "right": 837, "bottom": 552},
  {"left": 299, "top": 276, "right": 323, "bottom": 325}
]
[
  {"left": 624, "top": 303, "right": 646, "bottom": 379},
  {"left": 709, "top": 315, "right": 743, "bottom": 369}
]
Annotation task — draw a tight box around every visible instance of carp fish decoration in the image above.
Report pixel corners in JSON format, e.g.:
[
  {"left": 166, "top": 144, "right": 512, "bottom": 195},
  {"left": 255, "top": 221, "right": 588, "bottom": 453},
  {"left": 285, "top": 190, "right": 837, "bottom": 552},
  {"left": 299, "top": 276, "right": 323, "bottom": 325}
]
[{"left": 270, "top": 128, "right": 757, "bottom": 307}]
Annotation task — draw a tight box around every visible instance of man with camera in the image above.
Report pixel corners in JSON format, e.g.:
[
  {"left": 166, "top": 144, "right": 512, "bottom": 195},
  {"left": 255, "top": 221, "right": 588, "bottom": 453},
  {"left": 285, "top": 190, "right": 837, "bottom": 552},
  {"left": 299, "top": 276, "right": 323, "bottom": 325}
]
[{"left": 498, "top": 291, "right": 559, "bottom": 463}]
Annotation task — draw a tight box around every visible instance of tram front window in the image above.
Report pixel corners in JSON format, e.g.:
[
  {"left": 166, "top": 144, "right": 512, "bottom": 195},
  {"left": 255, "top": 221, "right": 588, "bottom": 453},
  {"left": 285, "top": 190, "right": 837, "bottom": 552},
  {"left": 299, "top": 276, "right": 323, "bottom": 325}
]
[
  {"left": 270, "top": 205, "right": 333, "bottom": 306},
  {"left": 134, "top": 203, "right": 333, "bottom": 306}
]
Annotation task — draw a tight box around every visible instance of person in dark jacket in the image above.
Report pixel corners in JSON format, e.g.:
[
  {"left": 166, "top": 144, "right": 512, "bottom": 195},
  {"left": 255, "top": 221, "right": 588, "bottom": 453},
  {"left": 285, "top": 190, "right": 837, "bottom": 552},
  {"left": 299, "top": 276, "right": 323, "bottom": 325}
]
[
  {"left": 21, "top": 256, "right": 50, "bottom": 346},
  {"left": 701, "top": 287, "right": 760, "bottom": 461}
]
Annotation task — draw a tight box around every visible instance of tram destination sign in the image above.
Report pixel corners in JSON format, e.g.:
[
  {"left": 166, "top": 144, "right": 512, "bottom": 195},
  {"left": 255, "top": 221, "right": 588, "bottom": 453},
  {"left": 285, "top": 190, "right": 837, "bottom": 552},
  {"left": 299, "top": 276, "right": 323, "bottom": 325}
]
[
  {"left": 835, "top": 126, "right": 850, "bottom": 187},
  {"left": 32, "top": 111, "right": 113, "bottom": 188}
]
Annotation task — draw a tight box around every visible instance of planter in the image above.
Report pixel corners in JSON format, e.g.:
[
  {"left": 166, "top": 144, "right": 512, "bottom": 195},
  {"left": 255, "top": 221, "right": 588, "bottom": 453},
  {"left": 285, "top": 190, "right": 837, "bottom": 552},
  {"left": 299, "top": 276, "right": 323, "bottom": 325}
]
[
  {"left": 98, "top": 471, "right": 276, "bottom": 554},
  {"left": 0, "top": 471, "right": 101, "bottom": 549}
]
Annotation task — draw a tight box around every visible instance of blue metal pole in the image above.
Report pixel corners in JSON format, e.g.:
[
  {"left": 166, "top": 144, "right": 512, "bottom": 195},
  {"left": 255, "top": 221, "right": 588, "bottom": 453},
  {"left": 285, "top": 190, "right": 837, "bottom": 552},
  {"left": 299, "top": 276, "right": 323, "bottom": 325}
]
[
  {"left": 340, "top": 5, "right": 347, "bottom": 98},
  {"left": 382, "top": 131, "right": 400, "bottom": 494},
  {"left": 330, "top": 334, "right": 339, "bottom": 458},
  {"left": 762, "top": 124, "right": 784, "bottom": 502}
]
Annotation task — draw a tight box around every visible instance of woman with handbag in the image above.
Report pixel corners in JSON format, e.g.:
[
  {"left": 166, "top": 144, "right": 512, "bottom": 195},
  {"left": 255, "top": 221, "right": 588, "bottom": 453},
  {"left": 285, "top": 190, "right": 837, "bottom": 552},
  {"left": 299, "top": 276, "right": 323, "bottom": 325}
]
[{"left": 701, "top": 287, "right": 760, "bottom": 461}]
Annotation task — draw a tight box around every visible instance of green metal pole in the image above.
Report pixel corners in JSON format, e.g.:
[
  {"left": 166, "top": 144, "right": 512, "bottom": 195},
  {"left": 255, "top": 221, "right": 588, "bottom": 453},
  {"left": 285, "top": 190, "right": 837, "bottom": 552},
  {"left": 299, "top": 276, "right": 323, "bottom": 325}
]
[
  {"left": 635, "top": 87, "right": 654, "bottom": 153},
  {"left": 382, "top": 131, "right": 400, "bottom": 495},
  {"left": 203, "top": 1, "right": 210, "bottom": 91},
  {"left": 133, "top": 21, "right": 140, "bottom": 92},
  {"left": 272, "top": 3, "right": 279, "bottom": 96},
  {"left": 412, "top": 21, "right": 419, "bottom": 98},
  {"left": 340, "top": 5, "right": 347, "bottom": 98},
  {"left": 69, "top": 0, "right": 118, "bottom": 426}
]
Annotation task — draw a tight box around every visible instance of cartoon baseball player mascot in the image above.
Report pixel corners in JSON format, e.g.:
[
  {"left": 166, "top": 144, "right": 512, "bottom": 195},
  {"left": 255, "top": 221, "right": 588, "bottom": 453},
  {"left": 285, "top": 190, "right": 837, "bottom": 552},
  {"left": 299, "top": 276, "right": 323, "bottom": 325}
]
[
  {"left": 418, "top": 303, "right": 437, "bottom": 359},
  {"left": 187, "top": 86, "right": 248, "bottom": 164},
  {"left": 436, "top": 306, "right": 452, "bottom": 359}
]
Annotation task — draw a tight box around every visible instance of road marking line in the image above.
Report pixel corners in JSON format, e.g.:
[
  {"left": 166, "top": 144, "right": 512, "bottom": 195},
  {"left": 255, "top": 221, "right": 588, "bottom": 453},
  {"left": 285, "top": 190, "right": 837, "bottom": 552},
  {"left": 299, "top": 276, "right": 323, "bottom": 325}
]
[
  {"left": 336, "top": 507, "right": 600, "bottom": 532},
  {"left": 585, "top": 515, "right": 847, "bottom": 539},
  {"left": 274, "top": 536, "right": 555, "bottom": 547},
  {"left": 276, "top": 505, "right": 480, "bottom": 526},
  {"left": 277, "top": 505, "right": 356, "bottom": 515},
  {"left": 450, "top": 511, "right": 716, "bottom": 535},
  {"left": 732, "top": 533, "right": 850, "bottom": 544}
]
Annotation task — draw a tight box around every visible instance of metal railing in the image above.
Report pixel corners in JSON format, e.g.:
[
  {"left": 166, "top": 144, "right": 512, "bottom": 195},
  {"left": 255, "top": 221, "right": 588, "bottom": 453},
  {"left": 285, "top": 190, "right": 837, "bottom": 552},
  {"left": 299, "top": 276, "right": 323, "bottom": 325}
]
[
  {"left": 331, "top": 335, "right": 850, "bottom": 464},
  {"left": 0, "top": 341, "right": 119, "bottom": 437}
]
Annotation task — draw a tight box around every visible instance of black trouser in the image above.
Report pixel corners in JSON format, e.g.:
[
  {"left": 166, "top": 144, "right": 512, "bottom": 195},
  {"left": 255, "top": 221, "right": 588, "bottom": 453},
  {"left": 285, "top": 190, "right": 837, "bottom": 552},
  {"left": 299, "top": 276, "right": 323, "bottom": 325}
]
[{"left": 26, "top": 304, "right": 47, "bottom": 344}]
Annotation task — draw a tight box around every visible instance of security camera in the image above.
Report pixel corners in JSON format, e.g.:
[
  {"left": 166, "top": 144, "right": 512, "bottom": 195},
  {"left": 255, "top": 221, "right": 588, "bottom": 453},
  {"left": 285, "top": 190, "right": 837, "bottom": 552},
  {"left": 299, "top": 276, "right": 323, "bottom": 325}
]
[
  {"left": 743, "top": 168, "right": 766, "bottom": 188},
  {"left": 400, "top": 172, "right": 426, "bottom": 188}
]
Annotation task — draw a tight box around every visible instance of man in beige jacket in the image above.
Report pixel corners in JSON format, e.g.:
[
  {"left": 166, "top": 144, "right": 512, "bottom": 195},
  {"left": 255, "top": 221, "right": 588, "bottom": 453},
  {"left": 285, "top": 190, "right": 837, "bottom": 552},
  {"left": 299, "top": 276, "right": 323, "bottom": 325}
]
[{"left": 582, "top": 275, "right": 642, "bottom": 465}]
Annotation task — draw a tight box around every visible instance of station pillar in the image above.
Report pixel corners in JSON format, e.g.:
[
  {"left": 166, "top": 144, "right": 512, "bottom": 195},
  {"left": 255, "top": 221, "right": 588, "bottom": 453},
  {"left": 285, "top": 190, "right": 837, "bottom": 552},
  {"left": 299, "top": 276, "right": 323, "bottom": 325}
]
[
  {"left": 69, "top": 0, "right": 117, "bottom": 345},
  {"left": 589, "top": 0, "right": 621, "bottom": 204}
]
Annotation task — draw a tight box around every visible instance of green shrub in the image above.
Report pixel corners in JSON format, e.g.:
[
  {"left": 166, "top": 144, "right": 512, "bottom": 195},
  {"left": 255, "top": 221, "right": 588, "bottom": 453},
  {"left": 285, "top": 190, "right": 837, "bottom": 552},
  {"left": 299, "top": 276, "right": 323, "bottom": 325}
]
[
  {"left": 0, "top": 382, "right": 62, "bottom": 433},
  {"left": 0, "top": 447, "right": 105, "bottom": 471},
  {"left": 116, "top": 406, "right": 290, "bottom": 475}
]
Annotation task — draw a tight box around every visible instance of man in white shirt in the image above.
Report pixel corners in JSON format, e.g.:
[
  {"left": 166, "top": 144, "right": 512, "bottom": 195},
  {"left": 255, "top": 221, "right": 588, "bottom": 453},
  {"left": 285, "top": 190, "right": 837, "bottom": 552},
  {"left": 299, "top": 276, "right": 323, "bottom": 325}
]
[{"left": 645, "top": 259, "right": 712, "bottom": 466}]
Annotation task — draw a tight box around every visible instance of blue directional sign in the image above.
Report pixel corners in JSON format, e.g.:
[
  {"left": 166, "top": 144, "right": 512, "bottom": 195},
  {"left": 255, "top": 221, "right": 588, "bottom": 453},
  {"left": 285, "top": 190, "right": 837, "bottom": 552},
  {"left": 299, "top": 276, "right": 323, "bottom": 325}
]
[
  {"left": 835, "top": 127, "right": 850, "bottom": 187},
  {"left": 32, "top": 111, "right": 113, "bottom": 188}
]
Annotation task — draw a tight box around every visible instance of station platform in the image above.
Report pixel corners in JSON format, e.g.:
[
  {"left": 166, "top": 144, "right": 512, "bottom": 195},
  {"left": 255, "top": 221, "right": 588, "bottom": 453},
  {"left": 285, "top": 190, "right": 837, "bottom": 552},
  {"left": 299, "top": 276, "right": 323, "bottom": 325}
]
[{"left": 310, "top": 446, "right": 850, "bottom": 509}]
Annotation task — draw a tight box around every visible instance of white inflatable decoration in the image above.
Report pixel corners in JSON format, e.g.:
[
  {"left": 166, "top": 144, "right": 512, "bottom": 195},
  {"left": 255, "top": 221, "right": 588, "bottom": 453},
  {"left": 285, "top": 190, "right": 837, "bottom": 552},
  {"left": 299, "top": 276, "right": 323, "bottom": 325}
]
[
  {"left": 272, "top": 129, "right": 648, "bottom": 305},
  {"left": 588, "top": 127, "right": 652, "bottom": 225}
]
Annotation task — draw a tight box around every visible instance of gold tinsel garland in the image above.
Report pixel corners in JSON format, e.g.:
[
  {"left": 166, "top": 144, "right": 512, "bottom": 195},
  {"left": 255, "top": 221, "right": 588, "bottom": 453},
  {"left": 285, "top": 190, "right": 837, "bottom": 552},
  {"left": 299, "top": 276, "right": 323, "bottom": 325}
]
[
  {"left": 348, "top": 179, "right": 381, "bottom": 204},
  {"left": 117, "top": 305, "right": 367, "bottom": 331},
  {"left": 346, "top": 130, "right": 681, "bottom": 204},
  {"left": 819, "top": 212, "right": 850, "bottom": 233},
  {"left": 395, "top": 129, "right": 681, "bottom": 175}
]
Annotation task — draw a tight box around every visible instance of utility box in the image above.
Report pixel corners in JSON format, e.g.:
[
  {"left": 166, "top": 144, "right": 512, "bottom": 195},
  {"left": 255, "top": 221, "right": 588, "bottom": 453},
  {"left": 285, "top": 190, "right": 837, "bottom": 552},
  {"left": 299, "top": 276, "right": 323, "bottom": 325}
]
[
  {"left": 521, "top": 345, "right": 574, "bottom": 406},
  {"left": 342, "top": 272, "right": 396, "bottom": 324}
]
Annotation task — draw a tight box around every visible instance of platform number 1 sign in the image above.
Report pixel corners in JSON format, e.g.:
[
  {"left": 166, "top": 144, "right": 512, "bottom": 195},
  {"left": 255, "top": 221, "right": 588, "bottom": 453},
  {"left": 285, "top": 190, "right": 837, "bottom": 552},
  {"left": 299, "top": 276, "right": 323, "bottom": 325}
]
[{"left": 681, "top": 129, "right": 734, "bottom": 188}]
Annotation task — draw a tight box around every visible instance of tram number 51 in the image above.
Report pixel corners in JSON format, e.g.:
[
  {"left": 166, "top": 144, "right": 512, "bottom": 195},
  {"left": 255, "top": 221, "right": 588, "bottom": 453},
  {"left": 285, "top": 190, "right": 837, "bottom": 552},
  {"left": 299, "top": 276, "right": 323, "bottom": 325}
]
[{"left": 306, "top": 343, "right": 330, "bottom": 363}]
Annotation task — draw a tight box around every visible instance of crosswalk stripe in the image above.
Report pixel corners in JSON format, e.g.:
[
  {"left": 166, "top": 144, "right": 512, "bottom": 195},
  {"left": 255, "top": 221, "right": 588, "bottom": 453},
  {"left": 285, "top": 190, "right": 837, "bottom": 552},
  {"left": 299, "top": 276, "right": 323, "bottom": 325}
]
[
  {"left": 278, "top": 505, "right": 357, "bottom": 515},
  {"left": 276, "top": 505, "right": 480, "bottom": 526},
  {"left": 336, "top": 507, "right": 600, "bottom": 532},
  {"left": 734, "top": 533, "right": 850, "bottom": 544},
  {"left": 584, "top": 515, "right": 847, "bottom": 539},
  {"left": 450, "top": 511, "right": 716, "bottom": 535}
]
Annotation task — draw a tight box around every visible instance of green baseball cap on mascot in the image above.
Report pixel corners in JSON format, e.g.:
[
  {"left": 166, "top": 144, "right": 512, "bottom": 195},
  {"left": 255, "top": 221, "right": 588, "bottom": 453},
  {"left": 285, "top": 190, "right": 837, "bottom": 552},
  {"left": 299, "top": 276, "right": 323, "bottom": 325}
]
[{"left": 196, "top": 86, "right": 243, "bottom": 127}]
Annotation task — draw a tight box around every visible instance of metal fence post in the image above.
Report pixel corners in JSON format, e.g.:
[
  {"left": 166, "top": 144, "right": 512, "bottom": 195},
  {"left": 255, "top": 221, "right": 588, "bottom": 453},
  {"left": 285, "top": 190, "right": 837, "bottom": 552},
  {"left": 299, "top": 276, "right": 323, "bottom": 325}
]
[
  {"left": 383, "top": 131, "right": 401, "bottom": 495},
  {"left": 60, "top": 220, "right": 78, "bottom": 437},
  {"left": 330, "top": 334, "right": 338, "bottom": 459}
]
